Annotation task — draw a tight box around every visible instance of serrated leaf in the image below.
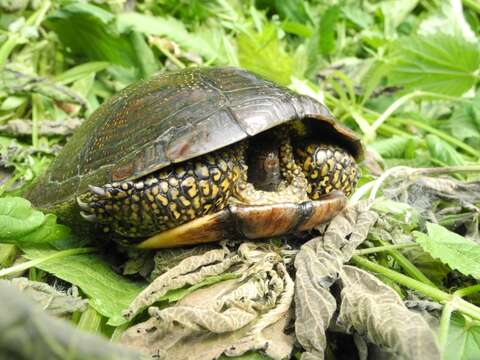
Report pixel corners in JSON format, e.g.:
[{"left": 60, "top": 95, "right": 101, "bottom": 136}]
[
  {"left": 426, "top": 134, "right": 466, "bottom": 166},
  {"left": 237, "top": 24, "right": 293, "bottom": 85},
  {"left": 295, "top": 203, "right": 377, "bottom": 359},
  {"left": 369, "top": 135, "right": 418, "bottom": 158},
  {"left": 380, "top": 0, "right": 418, "bottom": 38},
  {"left": 444, "top": 313, "right": 480, "bottom": 360},
  {"left": 21, "top": 246, "right": 146, "bottom": 326},
  {"left": 371, "top": 199, "right": 420, "bottom": 227},
  {"left": 419, "top": 0, "right": 477, "bottom": 42},
  {"left": 447, "top": 99, "right": 480, "bottom": 142},
  {"left": 359, "top": 59, "right": 390, "bottom": 104},
  {"left": 0, "top": 197, "right": 70, "bottom": 247},
  {"left": 337, "top": 265, "right": 440, "bottom": 359},
  {"left": 413, "top": 223, "right": 480, "bottom": 279},
  {"left": 388, "top": 33, "right": 480, "bottom": 96}
]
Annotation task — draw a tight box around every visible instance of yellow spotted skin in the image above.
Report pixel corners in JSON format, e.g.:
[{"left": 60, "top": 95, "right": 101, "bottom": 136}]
[
  {"left": 79, "top": 129, "right": 360, "bottom": 241},
  {"left": 295, "top": 143, "right": 359, "bottom": 199},
  {"left": 83, "top": 145, "right": 244, "bottom": 238}
]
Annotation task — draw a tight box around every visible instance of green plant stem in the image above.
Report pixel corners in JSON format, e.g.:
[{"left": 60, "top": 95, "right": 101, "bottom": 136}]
[
  {"left": 153, "top": 43, "right": 185, "bottom": 69},
  {"left": 351, "top": 255, "right": 480, "bottom": 321},
  {"left": 361, "top": 106, "right": 480, "bottom": 158},
  {"left": 111, "top": 323, "right": 129, "bottom": 341},
  {"left": 0, "top": 244, "right": 18, "bottom": 268},
  {"left": 463, "top": 0, "right": 480, "bottom": 13},
  {"left": 0, "top": 247, "right": 96, "bottom": 278},
  {"left": 377, "top": 123, "right": 410, "bottom": 137},
  {"left": 354, "top": 243, "right": 419, "bottom": 255},
  {"left": 0, "top": 35, "right": 20, "bottom": 69},
  {"left": 370, "top": 91, "right": 465, "bottom": 140},
  {"left": 370, "top": 91, "right": 422, "bottom": 135},
  {"left": 438, "top": 301, "right": 454, "bottom": 352},
  {"left": 375, "top": 238, "right": 437, "bottom": 287},
  {"left": 31, "top": 94, "right": 41, "bottom": 148},
  {"left": 77, "top": 306, "right": 103, "bottom": 333},
  {"left": 386, "top": 250, "right": 436, "bottom": 287},
  {"left": 389, "top": 118, "right": 480, "bottom": 158},
  {"left": 455, "top": 284, "right": 480, "bottom": 298}
]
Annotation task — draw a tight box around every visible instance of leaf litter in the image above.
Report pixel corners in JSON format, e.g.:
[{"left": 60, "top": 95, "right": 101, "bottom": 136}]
[{"left": 121, "top": 242, "right": 295, "bottom": 360}]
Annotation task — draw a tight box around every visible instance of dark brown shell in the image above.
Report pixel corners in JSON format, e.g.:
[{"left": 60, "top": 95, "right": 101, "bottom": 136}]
[{"left": 26, "top": 67, "right": 362, "bottom": 208}]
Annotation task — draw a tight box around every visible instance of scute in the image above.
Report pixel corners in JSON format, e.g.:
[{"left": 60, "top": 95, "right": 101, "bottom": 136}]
[{"left": 26, "top": 67, "right": 362, "bottom": 208}]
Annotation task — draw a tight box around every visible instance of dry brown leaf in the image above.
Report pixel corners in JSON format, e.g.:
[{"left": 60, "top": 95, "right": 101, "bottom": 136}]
[
  {"left": 337, "top": 265, "right": 441, "bottom": 360},
  {"left": 294, "top": 202, "right": 377, "bottom": 360},
  {"left": 121, "top": 243, "right": 294, "bottom": 360}
]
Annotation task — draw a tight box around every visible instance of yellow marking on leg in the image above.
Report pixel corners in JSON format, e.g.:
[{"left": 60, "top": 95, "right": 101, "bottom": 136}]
[
  {"left": 179, "top": 196, "right": 191, "bottom": 207},
  {"left": 211, "top": 184, "right": 219, "bottom": 199},
  {"left": 156, "top": 195, "right": 168, "bottom": 206},
  {"left": 220, "top": 178, "right": 230, "bottom": 192},
  {"left": 200, "top": 181, "right": 210, "bottom": 196}
]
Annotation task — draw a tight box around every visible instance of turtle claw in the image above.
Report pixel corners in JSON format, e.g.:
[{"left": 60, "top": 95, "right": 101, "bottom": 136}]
[
  {"left": 88, "top": 185, "right": 107, "bottom": 198},
  {"left": 80, "top": 211, "right": 97, "bottom": 223},
  {"left": 76, "top": 197, "right": 90, "bottom": 212}
]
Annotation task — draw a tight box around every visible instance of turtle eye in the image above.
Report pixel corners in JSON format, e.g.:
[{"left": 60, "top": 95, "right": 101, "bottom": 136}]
[{"left": 294, "top": 143, "right": 359, "bottom": 199}]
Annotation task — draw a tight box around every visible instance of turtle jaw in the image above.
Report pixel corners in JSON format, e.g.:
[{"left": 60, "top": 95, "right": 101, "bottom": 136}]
[{"left": 136, "top": 191, "right": 346, "bottom": 249}]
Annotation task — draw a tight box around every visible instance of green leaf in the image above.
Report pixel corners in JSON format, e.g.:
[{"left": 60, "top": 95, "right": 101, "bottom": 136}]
[
  {"left": 281, "top": 21, "right": 312, "bottom": 37},
  {"left": 237, "top": 24, "right": 293, "bottom": 85},
  {"left": 444, "top": 313, "right": 480, "bottom": 360},
  {"left": 380, "top": 0, "right": 418, "bottom": 38},
  {"left": 342, "top": 6, "right": 373, "bottom": 29},
  {"left": 0, "top": 197, "right": 70, "bottom": 247},
  {"left": 46, "top": 3, "right": 141, "bottom": 83},
  {"left": 413, "top": 223, "right": 480, "bottom": 279},
  {"left": 387, "top": 33, "right": 480, "bottom": 96},
  {"left": 54, "top": 61, "right": 110, "bottom": 85},
  {"left": 360, "top": 60, "right": 390, "bottom": 104},
  {"left": 129, "top": 31, "right": 158, "bottom": 78},
  {"left": 318, "top": 5, "right": 340, "bottom": 56},
  {"left": 426, "top": 134, "right": 466, "bottom": 166},
  {"left": 117, "top": 12, "right": 219, "bottom": 61},
  {"left": 21, "top": 246, "right": 146, "bottom": 326},
  {"left": 371, "top": 199, "right": 420, "bottom": 227},
  {"left": 0, "top": 96, "right": 26, "bottom": 111},
  {"left": 447, "top": 96, "right": 480, "bottom": 142},
  {"left": 369, "top": 136, "right": 418, "bottom": 158},
  {"left": 271, "top": 0, "right": 310, "bottom": 23}
]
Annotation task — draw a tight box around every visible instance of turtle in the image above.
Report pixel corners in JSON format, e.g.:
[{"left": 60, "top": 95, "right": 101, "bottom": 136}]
[{"left": 24, "top": 67, "right": 363, "bottom": 249}]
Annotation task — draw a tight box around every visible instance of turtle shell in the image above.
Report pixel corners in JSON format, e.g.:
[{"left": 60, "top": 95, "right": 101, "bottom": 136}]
[{"left": 26, "top": 67, "right": 362, "bottom": 209}]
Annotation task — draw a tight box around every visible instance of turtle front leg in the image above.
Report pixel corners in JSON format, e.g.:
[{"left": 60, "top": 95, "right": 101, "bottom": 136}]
[{"left": 76, "top": 146, "right": 245, "bottom": 241}]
